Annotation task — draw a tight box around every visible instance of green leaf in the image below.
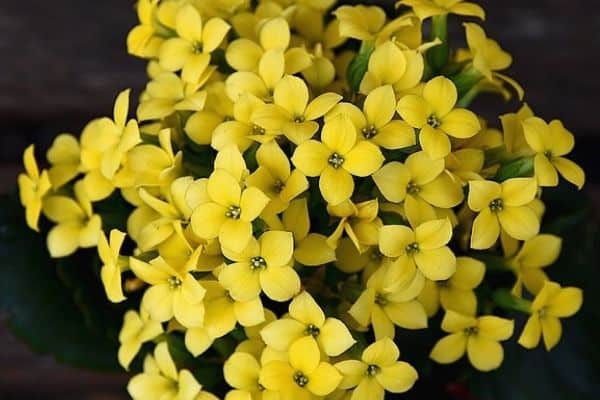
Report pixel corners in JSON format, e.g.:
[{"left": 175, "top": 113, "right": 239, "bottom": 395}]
[
  {"left": 347, "top": 41, "right": 374, "bottom": 93},
  {"left": 494, "top": 156, "right": 534, "bottom": 181}
]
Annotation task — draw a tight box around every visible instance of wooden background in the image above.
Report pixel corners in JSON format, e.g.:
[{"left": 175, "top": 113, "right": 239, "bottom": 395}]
[{"left": 0, "top": 0, "right": 599, "bottom": 398}]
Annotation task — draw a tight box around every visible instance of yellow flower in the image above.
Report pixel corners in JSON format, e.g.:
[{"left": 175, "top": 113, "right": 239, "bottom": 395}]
[
  {"left": 379, "top": 218, "right": 457, "bottom": 281},
  {"left": 417, "top": 257, "right": 485, "bottom": 316},
  {"left": 218, "top": 230, "right": 300, "bottom": 302},
  {"left": 137, "top": 72, "right": 209, "bottom": 121},
  {"left": 98, "top": 229, "right": 128, "bottom": 303},
  {"left": 128, "top": 342, "right": 218, "bottom": 400},
  {"left": 398, "top": 0, "right": 485, "bottom": 20},
  {"left": 444, "top": 148, "right": 484, "bottom": 186},
  {"left": 499, "top": 103, "right": 535, "bottom": 156},
  {"left": 328, "top": 85, "right": 415, "bottom": 150},
  {"left": 373, "top": 151, "right": 463, "bottom": 227},
  {"left": 349, "top": 259, "right": 427, "bottom": 339},
  {"left": 463, "top": 23, "right": 524, "bottom": 100},
  {"left": 327, "top": 199, "right": 382, "bottom": 253},
  {"left": 261, "top": 291, "right": 356, "bottom": 356},
  {"left": 335, "top": 338, "right": 418, "bottom": 399},
  {"left": 127, "top": 0, "right": 163, "bottom": 58},
  {"left": 522, "top": 117, "right": 585, "bottom": 189},
  {"left": 397, "top": 76, "right": 481, "bottom": 159},
  {"left": 42, "top": 182, "right": 102, "bottom": 258},
  {"left": 259, "top": 336, "right": 342, "bottom": 398},
  {"left": 468, "top": 178, "right": 540, "bottom": 249},
  {"left": 226, "top": 49, "right": 286, "bottom": 101},
  {"left": 292, "top": 114, "right": 384, "bottom": 205},
  {"left": 359, "top": 41, "right": 425, "bottom": 95},
  {"left": 253, "top": 75, "right": 342, "bottom": 144},
  {"left": 507, "top": 234, "right": 561, "bottom": 297},
  {"left": 129, "top": 251, "right": 206, "bottom": 328},
  {"left": 117, "top": 309, "right": 163, "bottom": 370},
  {"left": 46, "top": 134, "right": 81, "bottom": 189},
  {"left": 430, "top": 310, "right": 514, "bottom": 371},
  {"left": 245, "top": 141, "right": 309, "bottom": 214},
  {"left": 18, "top": 145, "right": 51, "bottom": 231},
  {"left": 224, "top": 351, "right": 278, "bottom": 400},
  {"left": 518, "top": 281, "right": 583, "bottom": 351},
  {"left": 158, "top": 4, "right": 230, "bottom": 83},
  {"left": 185, "top": 280, "right": 265, "bottom": 356},
  {"left": 185, "top": 81, "right": 234, "bottom": 145},
  {"left": 190, "top": 153, "right": 270, "bottom": 253},
  {"left": 333, "top": 5, "right": 387, "bottom": 41}
]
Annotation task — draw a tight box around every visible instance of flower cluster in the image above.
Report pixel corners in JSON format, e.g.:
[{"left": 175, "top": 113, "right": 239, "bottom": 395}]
[{"left": 18, "top": 0, "right": 585, "bottom": 398}]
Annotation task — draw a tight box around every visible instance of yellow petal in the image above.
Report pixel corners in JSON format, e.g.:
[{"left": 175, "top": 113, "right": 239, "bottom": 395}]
[
  {"left": 364, "top": 85, "right": 396, "bottom": 128},
  {"left": 220, "top": 219, "right": 253, "bottom": 254},
  {"left": 440, "top": 109, "right": 480, "bottom": 139},
  {"left": 348, "top": 288, "right": 376, "bottom": 327},
  {"left": 142, "top": 284, "right": 174, "bottom": 322},
  {"left": 372, "top": 120, "right": 416, "bottom": 150},
  {"left": 322, "top": 114, "right": 357, "bottom": 154},
  {"left": 289, "top": 291, "right": 325, "bottom": 326},
  {"left": 384, "top": 301, "right": 428, "bottom": 329},
  {"left": 363, "top": 337, "right": 399, "bottom": 366},
  {"left": 159, "top": 38, "right": 192, "bottom": 71},
  {"left": 534, "top": 154, "right": 559, "bottom": 187},
  {"left": 259, "top": 49, "right": 285, "bottom": 89},
  {"left": 379, "top": 225, "right": 414, "bottom": 258},
  {"left": 406, "top": 151, "right": 445, "bottom": 185},
  {"left": 240, "top": 187, "right": 270, "bottom": 221},
  {"left": 368, "top": 41, "right": 407, "bottom": 84},
  {"left": 259, "top": 266, "right": 300, "bottom": 301},
  {"left": 419, "top": 174, "right": 464, "bottom": 208},
  {"left": 541, "top": 316, "right": 562, "bottom": 350},
  {"left": 173, "top": 290, "right": 205, "bottom": 328},
  {"left": 259, "top": 361, "right": 294, "bottom": 391},
  {"left": 420, "top": 125, "right": 451, "bottom": 160},
  {"left": 259, "top": 17, "right": 290, "bottom": 50},
  {"left": 451, "top": 257, "right": 485, "bottom": 289},
  {"left": 47, "top": 222, "right": 82, "bottom": 258},
  {"left": 352, "top": 377, "right": 385, "bottom": 400},
  {"left": 414, "top": 247, "right": 456, "bottom": 281},
  {"left": 451, "top": 2, "right": 486, "bottom": 19},
  {"left": 294, "top": 234, "right": 336, "bottom": 266},
  {"left": 175, "top": 5, "right": 203, "bottom": 42},
  {"left": 260, "top": 319, "right": 306, "bottom": 351},
  {"left": 202, "top": 18, "right": 230, "bottom": 53},
  {"left": 430, "top": 332, "right": 467, "bottom": 364},
  {"left": 477, "top": 316, "right": 514, "bottom": 341},
  {"left": 185, "top": 327, "right": 213, "bottom": 356},
  {"left": 289, "top": 336, "right": 320, "bottom": 373},
  {"left": 304, "top": 93, "right": 343, "bottom": 121},
  {"left": 468, "top": 180, "right": 501, "bottom": 212},
  {"left": 440, "top": 288, "right": 477, "bottom": 315},
  {"left": 466, "top": 335, "right": 504, "bottom": 371},
  {"left": 335, "top": 360, "right": 367, "bottom": 389},
  {"left": 226, "top": 39, "right": 264, "bottom": 71},
  {"left": 219, "top": 262, "right": 261, "bottom": 302},
  {"left": 498, "top": 206, "right": 539, "bottom": 241},
  {"left": 397, "top": 94, "right": 431, "bottom": 128},
  {"left": 376, "top": 362, "right": 418, "bottom": 393},
  {"left": 423, "top": 76, "right": 457, "bottom": 118},
  {"left": 191, "top": 202, "right": 227, "bottom": 239},
  {"left": 224, "top": 352, "right": 261, "bottom": 389},
  {"left": 522, "top": 117, "right": 549, "bottom": 153},
  {"left": 372, "top": 161, "right": 410, "bottom": 203},
  {"left": 415, "top": 218, "right": 452, "bottom": 250},
  {"left": 501, "top": 178, "right": 537, "bottom": 207},
  {"left": 547, "top": 287, "right": 583, "bottom": 318},
  {"left": 470, "top": 208, "right": 500, "bottom": 249},
  {"left": 260, "top": 230, "right": 294, "bottom": 267},
  {"left": 553, "top": 157, "right": 585, "bottom": 190},
  {"left": 306, "top": 362, "right": 342, "bottom": 396},
  {"left": 319, "top": 318, "right": 356, "bottom": 356},
  {"left": 517, "top": 315, "right": 542, "bottom": 349},
  {"left": 291, "top": 140, "right": 330, "bottom": 176},
  {"left": 274, "top": 75, "right": 308, "bottom": 117},
  {"left": 442, "top": 310, "right": 477, "bottom": 332},
  {"left": 320, "top": 167, "right": 354, "bottom": 205},
  {"left": 517, "top": 234, "right": 562, "bottom": 268},
  {"left": 182, "top": 53, "right": 211, "bottom": 83},
  {"left": 343, "top": 141, "right": 384, "bottom": 177}
]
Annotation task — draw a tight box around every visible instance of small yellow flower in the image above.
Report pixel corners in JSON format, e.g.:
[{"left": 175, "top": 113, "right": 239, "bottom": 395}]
[
  {"left": 468, "top": 178, "right": 540, "bottom": 249},
  {"left": 117, "top": 309, "right": 163, "bottom": 370},
  {"left": 518, "top": 281, "right": 582, "bottom": 351},
  {"left": 259, "top": 336, "right": 342, "bottom": 398},
  {"left": 128, "top": 342, "right": 218, "bottom": 400},
  {"left": 185, "top": 81, "right": 234, "bottom": 145},
  {"left": 327, "top": 199, "right": 382, "bottom": 253},
  {"left": 260, "top": 291, "right": 356, "bottom": 356},
  {"left": 430, "top": 310, "right": 514, "bottom": 371},
  {"left": 417, "top": 257, "right": 485, "bottom": 316},
  {"left": 522, "top": 117, "right": 585, "bottom": 189},
  {"left": 226, "top": 49, "right": 286, "bottom": 101},
  {"left": 500, "top": 103, "right": 535, "bottom": 156},
  {"left": 333, "top": 5, "right": 388, "bottom": 41},
  {"left": 398, "top": 0, "right": 485, "bottom": 20},
  {"left": 292, "top": 114, "right": 384, "bottom": 205},
  {"left": 224, "top": 351, "right": 278, "bottom": 400},
  {"left": 379, "top": 218, "right": 457, "bottom": 281},
  {"left": 507, "top": 234, "right": 561, "bottom": 297},
  {"left": 444, "top": 148, "right": 485, "bottom": 186},
  {"left": 335, "top": 338, "right": 418, "bottom": 399},
  {"left": 98, "top": 229, "right": 128, "bottom": 303},
  {"left": 397, "top": 76, "right": 481, "bottom": 159},
  {"left": 218, "top": 230, "right": 300, "bottom": 302},
  {"left": 127, "top": 0, "right": 163, "bottom": 58},
  {"left": 158, "top": 4, "right": 230, "bottom": 83},
  {"left": 18, "top": 145, "right": 51, "bottom": 231},
  {"left": 46, "top": 134, "right": 81, "bottom": 189},
  {"left": 130, "top": 251, "right": 206, "bottom": 328}
]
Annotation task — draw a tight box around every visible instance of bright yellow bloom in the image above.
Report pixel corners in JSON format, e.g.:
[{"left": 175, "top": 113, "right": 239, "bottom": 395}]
[
  {"left": 226, "top": 49, "right": 286, "bottom": 101},
  {"left": 185, "top": 81, "right": 234, "bottom": 145},
  {"left": 158, "top": 4, "right": 230, "bottom": 83},
  {"left": 373, "top": 151, "right": 463, "bottom": 227},
  {"left": 190, "top": 159, "right": 270, "bottom": 253},
  {"left": 335, "top": 338, "right": 418, "bottom": 399},
  {"left": 18, "top": 145, "right": 51, "bottom": 231},
  {"left": 359, "top": 41, "right": 425, "bottom": 95},
  {"left": 218, "top": 230, "right": 300, "bottom": 302},
  {"left": 224, "top": 351, "right": 278, "bottom": 400},
  {"left": 130, "top": 251, "right": 206, "bottom": 328},
  {"left": 98, "top": 229, "right": 128, "bottom": 303},
  {"left": 292, "top": 114, "right": 384, "bottom": 205},
  {"left": 259, "top": 336, "right": 342, "bottom": 398},
  {"left": 507, "top": 234, "right": 561, "bottom": 297},
  {"left": 328, "top": 85, "right": 415, "bottom": 150},
  {"left": 430, "top": 310, "right": 514, "bottom": 371},
  {"left": 245, "top": 141, "right": 309, "bottom": 214},
  {"left": 137, "top": 72, "right": 209, "bottom": 121},
  {"left": 327, "top": 199, "right": 382, "bottom": 252},
  {"left": 261, "top": 291, "right": 356, "bottom": 356},
  {"left": 379, "top": 218, "right": 457, "bottom": 281},
  {"left": 518, "top": 281, "right": 583, "bottom": 351},
  {"left": 500, "top": 103, "right": 535, "bottom": 156},
  {"left": 253, "top": 75, "right": 342, "bottom": 144},
  {"left": 444, "top": 148, "right": 484, "bottom": 186},
  {"left": 46, "top": 134, "right": 81, "bottom": 189},
  {"left": 117, "top": 309, "right": 163, "bottom": 370},
  {"left": 418, "top": 257, "right": 485, "bottom": 316},
  {"left": 398, "top": 0, "right": 485, "bottom": 20},
  {"left": 127, "top": 0, "right": 163, "bottom": 58},
  {"left": 333, "top": 5, "right": 387, "bottom": 41},
  {"left": 185, "top": 280, "right": 265, "bottom": 356},
  {"left": 522, "top": 117, "right": 585, "bottom": 189},
  {"left": 463, "top": 23, "right": 524, "bottom": 100},
  {"left": 128, "top": 342, "right": 218, "bottom": 400},
  {"left": 397, "top": 76, "right": 481, "bottom": 159},
  {"left": 42, "top": 182, "right": 102, "bottom": 258},
  {"left": 468, "top": 178, "right": 540, "bottom": 249}
]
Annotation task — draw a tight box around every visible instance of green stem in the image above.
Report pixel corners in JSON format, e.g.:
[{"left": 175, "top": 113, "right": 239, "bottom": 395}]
[
  {"left": 451, "top": 67, "right": 484, "bottom": 98},
  {"left": 492, "top": 289, "right": 532, "bottom": 314},
  {"left": 428, "top": 15, "right": 448, "bottom": 71}
]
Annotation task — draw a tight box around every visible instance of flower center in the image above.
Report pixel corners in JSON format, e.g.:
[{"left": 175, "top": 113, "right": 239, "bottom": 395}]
[
  {"left": 225, "top": 205, "right": 241, "bottom": 219},
  {"left": 464, "top": 326, "right": 479, "bottom": 337},
  {"left": 370, "top": 249, "right": 383, "bottom": 261},
  {"left": 250, "top": 256, "right": 267, "bottom": 270},
  {"left": 168, "top": 276, "right": 182, "bottom": 290},
  {"left": 305, "top": 324, "right": 321, "bottom": 337},
  {"left": 294, "top": 115, "right": 305, "bottom": 123},
  {"left": 293, "top": 371, "right": 309, "bottom": 387},
  {"left": 544, "top": 150, "right": 553, "bottom": 159},
  {"left": 406, "top": 181, "right": 420, "bottom": 195},
  {"left": 328, "top": 152, "right": 345, "bottom": 169},
  {"left": 405, "top": 242, "right": 420, "bottom": 255},
  {"left": 366, "top": 364, "right": 380, "bottom": 376},
  {"left": 362, "top": 124, "right": 378, "bottom": 139},
  {"left": 273, "top": 179, "right": 285, "bottom": 193},
  {"left": 252, "top": 124, "right": 266, "bottom": 135},
  {"left": 538, "top": 307, "right": 548, "bottom": 319},
  {"left": 489, "top": 198, "right": 504, "bottom": 213},
  {"left": 375, "top": 292, "right": 388, "bottom": 306},
  {"left": 427, "top": 114, "right": 441, "bottom": 128},
  {"left": 192, "top": 41, "right": 203, "bottom": 54}
]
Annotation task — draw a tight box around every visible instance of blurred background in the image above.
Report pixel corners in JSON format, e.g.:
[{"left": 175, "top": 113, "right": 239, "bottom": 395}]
[{"left": 0, "top": 0, "right": 599, "bottom": 399}]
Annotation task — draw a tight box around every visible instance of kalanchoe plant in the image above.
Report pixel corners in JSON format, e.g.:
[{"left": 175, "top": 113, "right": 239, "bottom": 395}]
[{"left": 13, "top": 0, "right": 589, "bottom": 399}]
